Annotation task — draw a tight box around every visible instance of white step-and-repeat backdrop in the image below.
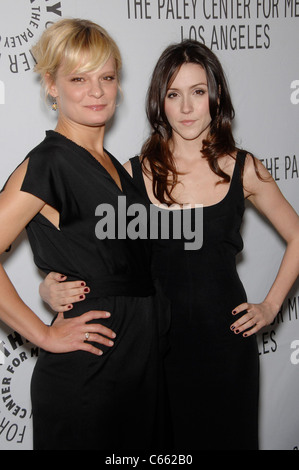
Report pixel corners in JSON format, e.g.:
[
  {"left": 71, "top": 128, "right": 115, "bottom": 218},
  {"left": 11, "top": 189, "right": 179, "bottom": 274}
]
[{"left": 0, "top": 0, "right": 298, "bottom": 450}]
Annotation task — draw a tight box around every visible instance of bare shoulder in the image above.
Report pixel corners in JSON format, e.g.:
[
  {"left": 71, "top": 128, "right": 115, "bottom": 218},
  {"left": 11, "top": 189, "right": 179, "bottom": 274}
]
[
  {"left": 243, "top": 152, "right": 274, "bottom": 198},
  {"left": 218, "top": 151, "right": 238, "bottom": 176}
]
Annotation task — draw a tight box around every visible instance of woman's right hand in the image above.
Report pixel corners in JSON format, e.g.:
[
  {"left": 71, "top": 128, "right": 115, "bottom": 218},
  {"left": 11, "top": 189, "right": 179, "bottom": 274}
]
[
  {"left": 39, "top": 273, "right": 116, "bottom": 355},
  {"left": 40, "top": 272, "right": 89, "bottom": 312},
  {"left": 45, "top": 310, "right": 116, "bottom": 356}
]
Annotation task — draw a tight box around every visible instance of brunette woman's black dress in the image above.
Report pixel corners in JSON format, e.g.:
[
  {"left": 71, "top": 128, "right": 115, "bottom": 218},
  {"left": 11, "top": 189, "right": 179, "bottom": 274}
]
[
  {"left": 130, "top": 152, "right": 259, "bottom": 450},
  {"left": 18, "top": 131, "right": 171, "bottom": 450}
]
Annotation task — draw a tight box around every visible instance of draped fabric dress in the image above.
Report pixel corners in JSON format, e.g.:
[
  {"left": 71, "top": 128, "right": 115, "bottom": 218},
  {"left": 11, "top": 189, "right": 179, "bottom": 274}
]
[
  {"left": 130, "top": 152, "right": 260, "bottom": 450},
  {"left": 18, "top": 131, "right": 171, "bottom": 450}
]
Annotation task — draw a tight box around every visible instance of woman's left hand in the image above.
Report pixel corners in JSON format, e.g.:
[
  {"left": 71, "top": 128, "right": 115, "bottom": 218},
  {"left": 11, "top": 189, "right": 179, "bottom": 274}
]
[{"left": 230, "top": 301, "right": 279, "bottom": 337}]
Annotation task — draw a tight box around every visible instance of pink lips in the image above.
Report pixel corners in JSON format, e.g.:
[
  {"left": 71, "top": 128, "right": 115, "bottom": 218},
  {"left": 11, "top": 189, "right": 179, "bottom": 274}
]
[
  {"left": 181, "top": 120, "right": 196, "bottom": 126},
  {"left": 85, "top": 105, "right": 107, "bottom": 111}
]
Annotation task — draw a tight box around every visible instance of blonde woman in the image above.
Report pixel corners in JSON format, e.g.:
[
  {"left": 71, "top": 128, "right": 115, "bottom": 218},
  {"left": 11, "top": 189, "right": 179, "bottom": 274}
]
[{"left": 0, "top": 19, "right": 170, "bottom": 450}]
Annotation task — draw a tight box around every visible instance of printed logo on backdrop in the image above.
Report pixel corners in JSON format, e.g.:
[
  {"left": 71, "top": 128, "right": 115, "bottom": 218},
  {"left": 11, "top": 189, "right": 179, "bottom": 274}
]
[
  {"left": 0, "top": 333, "right": 38, "bottom": 447},
  {"left": 259, "top": 154, "right": 298, "bottom": 182},
  {"left": 0, "top": 0, "right": 64, "bottom": 105},
  {"left": 258, "top": 295, "right": 299, "bottom": 363},
  {"left": 127, "top": 0, "right": 299, "bottom": 50}
]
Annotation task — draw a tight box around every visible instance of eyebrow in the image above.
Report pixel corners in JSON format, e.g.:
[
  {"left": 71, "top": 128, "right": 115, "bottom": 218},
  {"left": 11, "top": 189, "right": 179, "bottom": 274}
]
[{"left": 168, "top": 82, "right": 208, "bottom": 90}]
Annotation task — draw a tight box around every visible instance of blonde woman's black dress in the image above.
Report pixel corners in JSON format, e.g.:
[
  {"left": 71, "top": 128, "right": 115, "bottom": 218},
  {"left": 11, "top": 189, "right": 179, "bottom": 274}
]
[{"left": 18, "top": 131, "right": 170, "bottom": 450}]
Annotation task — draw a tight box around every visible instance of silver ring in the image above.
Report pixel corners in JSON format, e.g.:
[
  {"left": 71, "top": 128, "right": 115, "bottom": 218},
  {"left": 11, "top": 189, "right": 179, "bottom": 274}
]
[{"left": 85, "top": 332, "right": 90, "bottom": 341}]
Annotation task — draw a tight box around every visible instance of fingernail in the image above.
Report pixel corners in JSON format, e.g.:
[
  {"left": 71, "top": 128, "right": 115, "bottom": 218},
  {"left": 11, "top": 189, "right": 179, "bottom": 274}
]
[
  {"left": 84, "top": 287, "right": 90, "bottom": 293},
  {"left": 105, "top": 312, "right": 111, "bottom": 317},
  {"left": 81, "top": 282, "right": 85, "bottom": 286},
  {"left": 233, "top": 310, "right": 237, "bottom": 314},
  {"left": 235, "top": 329, "right": 239, "bottom": 334},
  {"left": 108, "top": 341, "right": 114, "bottom": 346},
  {"left": 231, "top": 326, "right": 235, "bottom": 331},
  {"left": 80, "top": 295, "right": 84, "bottom": 300}
]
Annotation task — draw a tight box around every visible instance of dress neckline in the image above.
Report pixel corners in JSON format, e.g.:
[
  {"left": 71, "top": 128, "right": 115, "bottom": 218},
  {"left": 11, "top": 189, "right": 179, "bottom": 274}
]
[
  {"left": 135, "top": 153, "right": 242, "bottom": 211},
  {"left": 46, "top": 130, "right": 125, "bottom": 194}
]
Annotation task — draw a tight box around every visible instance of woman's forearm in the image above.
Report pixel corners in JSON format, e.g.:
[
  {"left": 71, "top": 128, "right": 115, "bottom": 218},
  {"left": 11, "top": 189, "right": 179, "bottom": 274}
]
[
  {"left": 0, "top": 263, "right": 49, "bottom": 347},
  {"left": 231, "top": 234, "right": 299, "bottom": 337},
  {"left": 263, "top": 237, "right": 299, "bottom": 312}
]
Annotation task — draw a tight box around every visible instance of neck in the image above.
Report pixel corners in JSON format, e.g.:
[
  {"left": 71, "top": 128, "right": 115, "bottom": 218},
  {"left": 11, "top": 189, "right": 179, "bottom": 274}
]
[
  {"left": 170, "top": 124, "right": 211, "bottom": 162},
  {"left": 170, "top": 137, "right": 204, "bottom": 163},
  {"left": 55, "top": 118, "right": 106, "bottom": 155}
]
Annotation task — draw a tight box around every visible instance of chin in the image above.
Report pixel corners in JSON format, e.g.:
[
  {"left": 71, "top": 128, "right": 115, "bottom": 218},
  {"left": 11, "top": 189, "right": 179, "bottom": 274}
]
[
  {"left": 85, "top": 122, "right": 107, "bottom": 128},
  {"left": 180, "top": 132, "right": 203, "bottom": 141}
]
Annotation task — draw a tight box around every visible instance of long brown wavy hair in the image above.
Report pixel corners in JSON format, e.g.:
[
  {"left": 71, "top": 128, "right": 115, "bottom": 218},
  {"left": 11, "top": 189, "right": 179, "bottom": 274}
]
[{"left": 141, "top": 40, "right": 239, "bottom": 204}]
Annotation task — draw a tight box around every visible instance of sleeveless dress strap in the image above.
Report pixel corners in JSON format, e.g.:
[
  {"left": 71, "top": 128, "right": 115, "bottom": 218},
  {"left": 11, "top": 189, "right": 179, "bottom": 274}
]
[
  {"left": 236, "top": 149, "right": 247, "bottom": 171},
  {"left": 130, "top": 156, "right": 149, "bottom": 200},
  {"left": 229, "top": 150, "right": 247, "bottom": 205}
]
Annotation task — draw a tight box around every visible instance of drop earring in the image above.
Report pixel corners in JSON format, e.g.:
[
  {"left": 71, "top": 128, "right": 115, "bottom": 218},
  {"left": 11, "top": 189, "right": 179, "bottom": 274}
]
[{"left": 52, "top": 100, "right": 58, "bottom": 111}]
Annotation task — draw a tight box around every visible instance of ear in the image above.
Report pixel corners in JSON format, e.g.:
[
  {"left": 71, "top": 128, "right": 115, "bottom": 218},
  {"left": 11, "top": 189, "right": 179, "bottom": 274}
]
[{"left": 44, "top": 72, "right": 58, "bottom": 98}]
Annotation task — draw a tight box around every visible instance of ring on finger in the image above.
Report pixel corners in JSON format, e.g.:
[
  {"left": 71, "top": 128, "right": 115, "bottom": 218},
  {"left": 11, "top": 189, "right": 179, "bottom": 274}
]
[{"left": 85, "top": 332, "right": 90, "bottom": 341}]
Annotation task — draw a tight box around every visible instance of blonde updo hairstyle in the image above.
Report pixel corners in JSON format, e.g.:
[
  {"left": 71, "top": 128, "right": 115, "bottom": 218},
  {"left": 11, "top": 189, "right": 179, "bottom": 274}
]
[{"left": 32, "top": 18, "right": 122, "bottom": 101}]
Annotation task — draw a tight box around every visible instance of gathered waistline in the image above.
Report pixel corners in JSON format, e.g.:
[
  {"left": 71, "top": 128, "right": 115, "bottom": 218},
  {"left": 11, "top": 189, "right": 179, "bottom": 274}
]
[{"left": 69, "top": 275, "right": 155, "bottom": 298}]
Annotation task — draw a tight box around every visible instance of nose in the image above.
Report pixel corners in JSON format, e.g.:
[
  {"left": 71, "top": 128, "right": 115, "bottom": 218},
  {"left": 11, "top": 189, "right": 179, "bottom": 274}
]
[
  {"left": 181, "top": 95, "right": 193, "bottom": 114},
  {"left": 88, "top": 81, "right": 104, "bottom": 99}
]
